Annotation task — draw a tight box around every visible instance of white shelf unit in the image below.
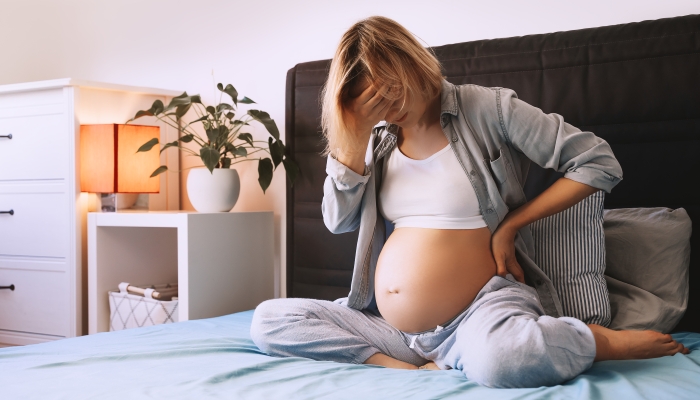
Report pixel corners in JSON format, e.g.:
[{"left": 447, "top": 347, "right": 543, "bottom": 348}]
[
  {"left": 88, "top": 211, "right": 274, "bottom": 334},
  {"left": 0, "top": 79, "right": 181, "bottom": 346}
]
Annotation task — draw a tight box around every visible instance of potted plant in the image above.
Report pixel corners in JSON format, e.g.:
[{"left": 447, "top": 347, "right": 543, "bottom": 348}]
[{"left": 130, "top": 83, "right": 298, "bottom": 212}]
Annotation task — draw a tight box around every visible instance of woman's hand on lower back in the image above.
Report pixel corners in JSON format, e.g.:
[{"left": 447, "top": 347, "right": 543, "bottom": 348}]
[{"left": 490, "top": 224, "right": 526, "bottom": 283}]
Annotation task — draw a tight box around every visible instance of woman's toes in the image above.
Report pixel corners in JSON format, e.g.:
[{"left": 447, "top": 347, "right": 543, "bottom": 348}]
[
  {"left": 654, "top": 332, "right": 673, "bottom": 344},
  {"left": 672, "top": 342, "right": 684, "bottom": 355}
]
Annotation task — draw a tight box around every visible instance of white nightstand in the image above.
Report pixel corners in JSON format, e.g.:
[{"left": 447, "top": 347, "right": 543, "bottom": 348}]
[
  {"left": 0, "top": 79, "right": 180, "bottom": 346},
  {"left": 87, "top": 211, "right": 274, "bottom": 334}
]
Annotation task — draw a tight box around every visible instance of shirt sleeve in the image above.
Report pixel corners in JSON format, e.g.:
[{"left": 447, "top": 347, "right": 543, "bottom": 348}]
[
  {"left": 497, "top": 88, "right": 623, "bottom": 193},
  {"left": 326, "top": 154, "right": 371, "bottom": 190},
  {"left": 321, "top": 155, "right": 371, "bottom": 234}
]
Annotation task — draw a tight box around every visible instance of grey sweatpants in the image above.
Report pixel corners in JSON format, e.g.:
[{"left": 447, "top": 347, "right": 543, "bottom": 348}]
[{"left": 251, "top": 275, "right": 596, "bottom": 388}]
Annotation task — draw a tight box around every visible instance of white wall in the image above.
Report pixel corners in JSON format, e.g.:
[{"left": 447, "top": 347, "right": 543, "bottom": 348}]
[{"left": 2, "top": 0, "right": 697, "bottom": 297}]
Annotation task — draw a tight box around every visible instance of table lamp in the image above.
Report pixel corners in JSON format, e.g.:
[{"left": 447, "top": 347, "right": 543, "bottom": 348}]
[{"left": 80, "top": 124, "right": 161, "bottom": 212}]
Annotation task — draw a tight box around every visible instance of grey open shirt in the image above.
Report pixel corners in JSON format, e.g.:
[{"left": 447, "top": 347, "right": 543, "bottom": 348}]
[{"left": 322, "top": 80, "right": 623, "bottom": 317}]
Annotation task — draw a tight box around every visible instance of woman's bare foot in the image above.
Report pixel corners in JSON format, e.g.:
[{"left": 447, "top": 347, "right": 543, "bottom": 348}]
[
  {"left": 364, "top": 353, "right": 420, "bottom": 369},
  {"left": 364, "top": 353, "right": 440, "bottom": 370},
  {"left": 589, "top": 324, "right": 690, "bottom": 361},
  {"left": 418, "top": 361, "right": 441, "bottom": 370}
]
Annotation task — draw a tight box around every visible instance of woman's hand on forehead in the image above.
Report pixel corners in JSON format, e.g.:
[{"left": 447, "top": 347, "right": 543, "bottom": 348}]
[
  {"left": 334, "top": 83, "right": 393, "bottom": 174},
  {"left": 345, "top": 83, "right": 393, "bottom": 135}
]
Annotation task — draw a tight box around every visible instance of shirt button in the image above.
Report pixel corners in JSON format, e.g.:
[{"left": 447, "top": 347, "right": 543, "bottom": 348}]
[
  {"left": 451, "top": 136, "right": 458, "bottom": 142},
  {"left": 535, "top": 280, "right": 543, "bottom": 286},
  {"left": 470, "top": 171, "right": 476, "bottom": 176},
  {"left": 485, "top": 208, "right": 494, "bottom": 214}
]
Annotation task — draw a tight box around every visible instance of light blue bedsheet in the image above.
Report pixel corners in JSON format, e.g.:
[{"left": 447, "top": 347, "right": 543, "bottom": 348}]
[{"left": 1, "top": 311, "right": 698, "bottom": 399}]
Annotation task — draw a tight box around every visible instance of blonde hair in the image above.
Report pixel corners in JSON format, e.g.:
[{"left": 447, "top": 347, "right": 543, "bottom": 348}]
[{"left": 321, "top": 16, "right": 443, "bottom": 156}]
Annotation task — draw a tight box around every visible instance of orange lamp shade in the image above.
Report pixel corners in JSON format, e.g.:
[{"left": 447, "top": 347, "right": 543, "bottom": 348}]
[{"left": 80, "top": 124, "right": 160, "bottom": 193}]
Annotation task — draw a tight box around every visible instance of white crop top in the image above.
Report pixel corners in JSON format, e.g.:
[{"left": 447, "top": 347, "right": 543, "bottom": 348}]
[{"left": 379, "top": 144, "right": 487, "bottom": 229}]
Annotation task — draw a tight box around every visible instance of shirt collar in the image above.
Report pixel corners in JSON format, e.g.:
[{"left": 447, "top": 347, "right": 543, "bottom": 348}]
[{"left": 440, "top": 79, "right": 459, "bottom": 118}]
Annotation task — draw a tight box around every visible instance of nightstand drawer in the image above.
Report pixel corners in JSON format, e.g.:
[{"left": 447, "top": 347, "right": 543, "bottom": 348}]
[
  {"left": 0, "top": 113, "right": 69, "bottom": 181},
  {"left": 0, "top": 267, "right": 69, "bottom": 337},
  {"left": 0, "top": 182, "right": 69, "bottom": 258}
]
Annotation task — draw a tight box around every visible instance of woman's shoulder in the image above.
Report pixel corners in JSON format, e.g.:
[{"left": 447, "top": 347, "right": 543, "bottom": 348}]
[
  {"left": 453, "top": 82, "right": 519, "bottom": 106},
  {"left": 449, "top": 82, "right": 517, "bottom": 127}
]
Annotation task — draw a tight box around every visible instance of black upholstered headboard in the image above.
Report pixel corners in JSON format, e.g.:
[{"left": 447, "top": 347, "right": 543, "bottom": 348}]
[{"left": 285, "top": 14, "right": 700, "bottom": 332}]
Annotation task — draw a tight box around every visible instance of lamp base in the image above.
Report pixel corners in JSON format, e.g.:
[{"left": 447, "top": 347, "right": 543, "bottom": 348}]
[{"left": 99, "top": 193, "right": 117, "bottom": 212}]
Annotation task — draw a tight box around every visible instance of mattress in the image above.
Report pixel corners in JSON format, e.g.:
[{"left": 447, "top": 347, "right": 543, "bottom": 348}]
[{"left": 1, "top": 311, "right": 698, "bottom": 399}]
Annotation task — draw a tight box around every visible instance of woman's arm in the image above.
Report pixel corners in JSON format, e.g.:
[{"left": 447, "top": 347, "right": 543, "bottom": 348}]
[
  {"left": 498, "top": 88, "right": 623, "bottom": 193},
  {"left": 491, "top": 178, "right": 598, "bottom": 282},
  {"left": 322, "top": 83, "right": 392, "bottom": 233},
  {"left": 490, "top": 88, "right": 622, "bottom": 281},
  {"left": 322, "top": 154, "right": 370, "bottom": 234}
]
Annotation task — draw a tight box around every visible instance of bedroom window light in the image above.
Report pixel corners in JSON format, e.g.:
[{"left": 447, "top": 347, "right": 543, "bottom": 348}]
[{"left": 80, "top": 124, "right": 160, "bottom": 212}]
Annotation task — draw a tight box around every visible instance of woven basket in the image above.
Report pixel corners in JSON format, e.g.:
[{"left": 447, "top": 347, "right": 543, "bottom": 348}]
[{"left": 108, "top": 282, "right": 179, "bottom": 331}]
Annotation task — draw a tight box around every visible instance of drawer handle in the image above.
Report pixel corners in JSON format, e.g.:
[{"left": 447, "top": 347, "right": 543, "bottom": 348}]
[
  {"left": 0, "top": 284, "right": 14, "bottom": 291},
  {"left": 0, "top": 209, "right": 13, "bottom": 215},
  {"left": 0, "top": 134, "right": 11, "bottom": 139}
]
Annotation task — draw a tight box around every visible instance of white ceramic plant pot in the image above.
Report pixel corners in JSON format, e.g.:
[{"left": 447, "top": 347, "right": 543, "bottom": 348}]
[{"left": 187, "top": 168, "right": 240, "bottom": 212}]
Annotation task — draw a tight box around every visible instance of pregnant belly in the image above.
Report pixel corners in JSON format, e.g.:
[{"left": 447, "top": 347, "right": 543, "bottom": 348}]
[{"left": 375, "top": 227, "right": 497, "bottom": 333}]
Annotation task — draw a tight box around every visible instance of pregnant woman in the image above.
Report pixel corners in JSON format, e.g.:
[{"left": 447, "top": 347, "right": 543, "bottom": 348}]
[{"left": 251, "top": 16, "right": 689, "bottom": 388}]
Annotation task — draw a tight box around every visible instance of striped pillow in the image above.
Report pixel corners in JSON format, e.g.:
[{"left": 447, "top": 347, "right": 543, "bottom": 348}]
[{"left": 530, "top": 190, "right": 611, "bottom": 326}]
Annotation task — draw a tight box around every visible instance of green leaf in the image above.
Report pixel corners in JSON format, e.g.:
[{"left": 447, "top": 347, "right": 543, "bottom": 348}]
[
  {"left": 225, "top": 112, "right": 235, "bottom": 120},
  {"left": 150, "top": 165, "right": 168, "bottom": 177},
  {"left": 224, "top": 143, "right": 247, "bottom": 157},
  {"left": 132, "top": 109, "right": 154, "bottom": 120},
  {"left": 172, "top": 92, "right": 189, "bottom": 100},
  {"left": 190, "top": 95, "right": 202, "bottom": 104},
  {"left": 232, "top": 146, "right": 247, "bottom": 157},
  {"left": 232, "top": 120, "right": 249, "bottom": 126},
  {"left": 130, "top": 99, "right": 164, "bottom": 121},
  {"left": 238, "top": 133, "right": 254, "bottom": 146},
  {"left": 218, "top": 83, "right": 239, "bottom": 106},
  {"left": 258, "top": 158, "right": 273, "bottom": 193},
  {"left": 150, "top": 99, "right": 165, "bottom": 115},
  {"left": 217, "top": 103, "right": 234, "bottom": 113},
  {"left": 269, "top": 138, "right": 285, "bottom": 168},
  {"left": 200, "top": 147, "right": 220, "bottom": 173},
  {"left": 205, "top": 128, "right": 216, "bottom": 142},
  {"left": 206, "top": 106, "right": 216, "bottom": 115},
  {"left": 175, "top": 103, "right": 192, "bottom": 119},
  {"left": 206, "top": 126, "right": 228, "bottom": 143},
  {"left": 239, "top": 96, "right": 255, "bottom": 104},
  {"left": 160, "top": 140, "right": 179, "bottom": 154},
  {"left": 180, "top": 134, "right": 194, "bottom": 143},
  {"left": 221, "top": 157, "right": 231, "bottom": 168},
  {"left": 248, "top": 110, "right": 279, "bottom": 140},
  {"left": 282, "top": 158, "right": 299, "bottom": 185},
  {"left": 164, "top": 92, "right": 191, "bottom": 112},
  {"left": 183, "top": 115, "right": 208, "bottom": 130},
  {"left": 137, "top": 138, "right": 159, "bottom": 153},
  {"left": 219, "top": 126, "right": 230, "bottom": 142}
]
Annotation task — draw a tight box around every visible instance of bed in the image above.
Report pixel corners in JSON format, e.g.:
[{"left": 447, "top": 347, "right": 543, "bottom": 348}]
[
  {"left": 3, "top": 14, "right": 700, "bottom": 399},
  {"left": 0, "top": 311, "right": 698, "bottom": 399}
]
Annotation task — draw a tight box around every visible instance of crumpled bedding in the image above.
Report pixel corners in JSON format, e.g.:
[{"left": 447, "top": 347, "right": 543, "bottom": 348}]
[{"left": 1, "top": 310, "right": 698, "bottom": 400}]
